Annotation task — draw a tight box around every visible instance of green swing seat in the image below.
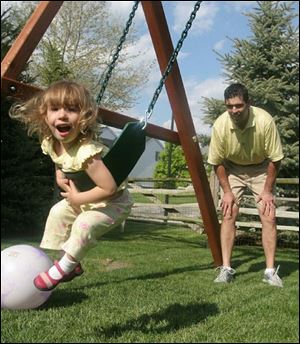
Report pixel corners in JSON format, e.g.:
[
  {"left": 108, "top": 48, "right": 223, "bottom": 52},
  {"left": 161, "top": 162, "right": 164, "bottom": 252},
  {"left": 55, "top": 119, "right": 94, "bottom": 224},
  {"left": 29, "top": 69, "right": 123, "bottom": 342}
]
[
  {"left": 63, "top": 121, "right": 145, "bottom": 190},
  {"left": 102, "top": 120, "right": 146, "bottom": 186}
]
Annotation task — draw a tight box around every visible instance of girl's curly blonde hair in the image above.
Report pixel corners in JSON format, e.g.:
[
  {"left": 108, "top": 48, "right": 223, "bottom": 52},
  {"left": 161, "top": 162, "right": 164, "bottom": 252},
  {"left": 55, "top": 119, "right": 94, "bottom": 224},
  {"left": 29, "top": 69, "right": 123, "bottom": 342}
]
[{"left": 9, "top": 80, "right": 101, "bottom": 142}]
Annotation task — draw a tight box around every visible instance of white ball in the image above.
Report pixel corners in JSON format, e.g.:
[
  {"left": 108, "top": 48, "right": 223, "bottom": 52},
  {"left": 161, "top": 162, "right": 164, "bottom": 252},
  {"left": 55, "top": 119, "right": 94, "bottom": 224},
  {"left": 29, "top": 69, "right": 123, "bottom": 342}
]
[{"left": 1, "top": 244, "right": 53, "bottom": 310}]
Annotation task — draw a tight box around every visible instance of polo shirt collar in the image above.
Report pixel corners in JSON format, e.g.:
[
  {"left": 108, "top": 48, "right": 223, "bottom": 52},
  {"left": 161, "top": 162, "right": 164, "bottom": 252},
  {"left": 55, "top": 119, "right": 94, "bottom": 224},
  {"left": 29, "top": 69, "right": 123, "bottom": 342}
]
[{"left": 229, "top": 106, "right": 255, "bottom": 132}]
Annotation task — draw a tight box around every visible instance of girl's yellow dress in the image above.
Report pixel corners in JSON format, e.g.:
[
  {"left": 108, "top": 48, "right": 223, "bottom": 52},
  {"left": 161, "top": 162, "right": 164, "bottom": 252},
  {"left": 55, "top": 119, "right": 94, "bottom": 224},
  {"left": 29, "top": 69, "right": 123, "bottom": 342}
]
[{"left": 39, "top": 137, "right": 133, "bottom": 260}]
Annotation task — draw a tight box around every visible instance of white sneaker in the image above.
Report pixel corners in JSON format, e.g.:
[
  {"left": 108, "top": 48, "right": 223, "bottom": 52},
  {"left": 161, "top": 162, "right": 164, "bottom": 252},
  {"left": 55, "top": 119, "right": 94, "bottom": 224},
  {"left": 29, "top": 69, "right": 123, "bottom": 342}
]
[
  {"left": 214, "top": 266, "right": 236, "bottom": 283},
  {"left": 262, "top": 266, "right": 283, "bottom": 288}
]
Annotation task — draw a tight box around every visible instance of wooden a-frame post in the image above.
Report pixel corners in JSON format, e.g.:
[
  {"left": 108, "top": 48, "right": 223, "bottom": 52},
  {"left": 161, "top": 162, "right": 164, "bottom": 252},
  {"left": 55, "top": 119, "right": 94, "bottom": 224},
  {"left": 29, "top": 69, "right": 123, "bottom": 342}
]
[{"left": 1, "top": 1, "right": 222, "bottom": 266}]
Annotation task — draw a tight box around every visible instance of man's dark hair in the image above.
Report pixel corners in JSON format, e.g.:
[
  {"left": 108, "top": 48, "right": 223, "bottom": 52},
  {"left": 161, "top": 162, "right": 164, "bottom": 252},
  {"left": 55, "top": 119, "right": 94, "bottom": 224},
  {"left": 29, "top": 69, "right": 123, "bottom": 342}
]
[{"left": 224, "top": 83, "right": 249, "bottom": 102}]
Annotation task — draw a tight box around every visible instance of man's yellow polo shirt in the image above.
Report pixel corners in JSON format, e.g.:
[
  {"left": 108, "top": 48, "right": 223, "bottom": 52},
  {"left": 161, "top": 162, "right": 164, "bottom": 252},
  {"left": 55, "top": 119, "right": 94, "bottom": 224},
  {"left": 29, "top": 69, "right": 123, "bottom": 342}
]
[{"left": 207, "top": 106, "right": 284, "bottom": 166}]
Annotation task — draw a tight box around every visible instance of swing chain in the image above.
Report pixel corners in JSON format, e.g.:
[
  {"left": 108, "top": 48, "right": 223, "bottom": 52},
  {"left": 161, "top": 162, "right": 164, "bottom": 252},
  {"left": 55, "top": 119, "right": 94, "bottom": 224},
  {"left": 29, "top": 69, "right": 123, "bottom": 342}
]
[
  {"left": 145, "top": 1, "right": 203, "bottom": 122},
  {"left": 96, "top": 1, "right": 140, "bottom": 105}
]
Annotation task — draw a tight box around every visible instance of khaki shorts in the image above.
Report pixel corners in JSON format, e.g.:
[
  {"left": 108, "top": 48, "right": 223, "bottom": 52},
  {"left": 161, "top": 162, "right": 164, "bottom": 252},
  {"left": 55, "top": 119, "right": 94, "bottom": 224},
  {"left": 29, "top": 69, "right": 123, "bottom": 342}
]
[{"left": 220, "top": 160, "right": 276, "bottom": 208}]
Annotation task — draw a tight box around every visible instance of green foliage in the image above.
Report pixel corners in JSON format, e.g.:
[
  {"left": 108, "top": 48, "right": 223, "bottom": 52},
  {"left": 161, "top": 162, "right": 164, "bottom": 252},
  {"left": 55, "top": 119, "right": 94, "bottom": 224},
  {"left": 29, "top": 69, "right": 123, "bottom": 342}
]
[
  {"left": 1, "top": 100, "right": 54, "bottom": 236},
  {"left": 201, "top": 97, "right": 226, "bottom": 127},
  {"left": 202, "top": 1, "right": 299, "bottom": 177},
  {"left": 1, "top": 9, "right": 54, "bottom": 236},
  {"left": 197, "top": 133, "right": 211, "bottom": 148},
  {"left": 1, "top": 8, "right": 33, "bottom": 83},
  {"left": 153, "top": 136, "right": 212, "bottom": 186},
  {"left": 1, "top": 9, "right": 20, "bottom": 61},
  {"left": 153, "top": 143, "right": 190, "bottom": 188},
  {"left": 35, "top": 40, "right": 74, "bottom": 86}
]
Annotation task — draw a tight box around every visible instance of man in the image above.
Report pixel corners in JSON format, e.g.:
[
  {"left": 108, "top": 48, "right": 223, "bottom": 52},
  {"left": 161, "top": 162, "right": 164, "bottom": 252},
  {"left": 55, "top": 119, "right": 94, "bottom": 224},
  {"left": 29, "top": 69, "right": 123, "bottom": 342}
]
[{"left": 208, "top": 83, "right": 284, "bottom": 287}]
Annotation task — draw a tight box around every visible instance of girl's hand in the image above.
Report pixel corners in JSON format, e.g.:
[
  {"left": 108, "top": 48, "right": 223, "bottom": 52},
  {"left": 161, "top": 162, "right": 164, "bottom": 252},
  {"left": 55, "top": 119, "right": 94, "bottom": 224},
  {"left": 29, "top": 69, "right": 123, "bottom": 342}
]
[
  {"left": 57, "top": 178, "right": 70, "bottom": 192},
  {"left": 61, "top": 180, "right": 81, "bottom": 213}
]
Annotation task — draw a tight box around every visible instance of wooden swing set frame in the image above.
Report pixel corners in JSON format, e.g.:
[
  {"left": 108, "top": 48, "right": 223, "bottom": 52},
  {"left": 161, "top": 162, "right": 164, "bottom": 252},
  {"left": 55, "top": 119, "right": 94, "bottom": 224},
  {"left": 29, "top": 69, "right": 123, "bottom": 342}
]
[{"left": 1, "top": 1, "right": 222, "bottom": 266}]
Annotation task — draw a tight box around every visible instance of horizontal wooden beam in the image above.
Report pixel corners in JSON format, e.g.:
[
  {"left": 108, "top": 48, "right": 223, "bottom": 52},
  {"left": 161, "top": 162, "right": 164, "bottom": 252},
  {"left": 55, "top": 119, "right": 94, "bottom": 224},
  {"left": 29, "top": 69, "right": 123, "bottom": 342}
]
[
  {"left": 1, "top": 77, "right": 180, "bottom": 144},
  {"left": 1, "top": 76, "right": 42, "bottom": 100},
  {"left": 99, "top": 108, "right": 180, "bottom": 144},
  {"left": 276, "top": 178, "right": 299, "bottom": 185},
  {"left": 235, "top": 222, "right": 299, "bottom": 232}
]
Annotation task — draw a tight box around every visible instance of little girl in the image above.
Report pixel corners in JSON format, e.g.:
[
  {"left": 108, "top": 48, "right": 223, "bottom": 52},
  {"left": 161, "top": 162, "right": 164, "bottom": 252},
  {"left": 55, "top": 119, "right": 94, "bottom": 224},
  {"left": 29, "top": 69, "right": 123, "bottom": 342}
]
[{"left": 9, "top": 80, "right": 133, "bottom": 291}]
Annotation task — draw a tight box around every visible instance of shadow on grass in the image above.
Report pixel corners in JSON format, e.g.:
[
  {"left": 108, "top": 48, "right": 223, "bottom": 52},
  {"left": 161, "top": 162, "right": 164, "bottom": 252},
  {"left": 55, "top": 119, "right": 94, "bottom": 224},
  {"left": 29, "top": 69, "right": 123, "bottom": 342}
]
[
  {"left": 40, "top": 289, "right": 88, "bottom": 309},
  {"left": 104, "top": 221, "right": 208, "bottom": 248},
  {"left": 231, "top": 247, "right": 299, "bottom": 278},
  {"left": 72, "top": 263, "right": 214, "bottom": 291},
  {"left": 247, "top": 260, "right": 299, "bottom": 278},
  {"left": 96, "top": 302, "right": 219, "bottom": 338},
  {"left": 128, "top": 263, "right": 213, "bottom": 281}
]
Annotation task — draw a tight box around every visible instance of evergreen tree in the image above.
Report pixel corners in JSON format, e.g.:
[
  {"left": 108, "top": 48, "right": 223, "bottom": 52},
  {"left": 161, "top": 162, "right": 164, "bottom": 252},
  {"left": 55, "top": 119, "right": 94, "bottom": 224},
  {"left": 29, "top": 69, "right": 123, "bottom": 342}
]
[
  {"left": 35, "top": 40, "right": 74, "bottom": 86},
  {"left": 1, "top": 9, "right": 54, "bottom": 237},
  {"left": 1, "top": 9, "right": 20, "bottom": 61},
  {"left": 201, "top": 98, "right": 226, "bottom": 127},
  {"left": 202, "top": 1, "right": 299, "bottom": 177}
]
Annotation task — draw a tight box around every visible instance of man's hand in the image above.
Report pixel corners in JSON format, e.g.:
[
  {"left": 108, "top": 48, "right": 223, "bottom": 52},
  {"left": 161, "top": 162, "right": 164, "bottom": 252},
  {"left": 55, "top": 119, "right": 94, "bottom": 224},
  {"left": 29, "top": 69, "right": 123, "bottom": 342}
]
[
  {"left": 257, "top": 191, "right": 276, "bottom": 217},
  {"left": 221, "top": 191, "right": 236, "bottom": 217}
]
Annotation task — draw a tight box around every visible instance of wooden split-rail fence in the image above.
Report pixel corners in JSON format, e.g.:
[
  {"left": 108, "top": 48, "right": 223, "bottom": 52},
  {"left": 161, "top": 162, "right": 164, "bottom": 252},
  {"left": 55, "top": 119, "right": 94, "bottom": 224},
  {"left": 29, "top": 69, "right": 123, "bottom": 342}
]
[{"left": 125, "top": 175, "right": 299, "bottom": 234}]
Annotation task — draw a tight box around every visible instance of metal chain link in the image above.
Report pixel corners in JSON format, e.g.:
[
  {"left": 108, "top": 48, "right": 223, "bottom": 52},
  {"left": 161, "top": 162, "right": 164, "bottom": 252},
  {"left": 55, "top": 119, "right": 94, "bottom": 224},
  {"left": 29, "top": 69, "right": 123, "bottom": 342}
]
[
  {"left": 144, "top": 1, "right": 203, "bottom": 125},
  {"left": 96, "top": 1, "right": 140, "bottom": 105}
]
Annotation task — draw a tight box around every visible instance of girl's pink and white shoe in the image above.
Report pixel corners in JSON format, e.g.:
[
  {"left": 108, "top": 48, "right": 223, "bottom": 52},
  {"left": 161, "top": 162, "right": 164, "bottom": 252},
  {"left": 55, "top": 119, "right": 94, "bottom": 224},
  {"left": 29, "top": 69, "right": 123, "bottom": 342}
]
[{"left": 34, "top": 261, "right": 84, "bottom": 291}]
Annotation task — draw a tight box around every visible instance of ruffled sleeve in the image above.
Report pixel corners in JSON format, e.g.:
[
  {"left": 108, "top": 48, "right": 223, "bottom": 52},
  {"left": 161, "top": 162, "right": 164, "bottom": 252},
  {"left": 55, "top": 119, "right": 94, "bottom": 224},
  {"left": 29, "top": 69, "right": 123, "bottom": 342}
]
[
  {"left": 41, "top": 137, "right": 51, "bottom": 156},
  {"left": 64, "top": 140, "right": 109, "bottom": 171},
  {"left": 41, "top": 138, "right": 109, "bottom": 172}
]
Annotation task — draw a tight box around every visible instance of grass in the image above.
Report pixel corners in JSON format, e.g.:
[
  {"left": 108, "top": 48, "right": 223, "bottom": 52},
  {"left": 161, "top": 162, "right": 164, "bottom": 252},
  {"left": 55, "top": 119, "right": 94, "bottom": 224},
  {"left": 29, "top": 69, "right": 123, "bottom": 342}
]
[{"left": 1, "top": 221, "right": 299, "bottom": 343}]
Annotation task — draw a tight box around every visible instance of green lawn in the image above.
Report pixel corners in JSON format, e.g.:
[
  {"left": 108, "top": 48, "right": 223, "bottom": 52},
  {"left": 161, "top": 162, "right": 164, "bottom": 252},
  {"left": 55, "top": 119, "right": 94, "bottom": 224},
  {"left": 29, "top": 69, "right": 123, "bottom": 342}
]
[{"left": 1, "top": 222, "right": 299, "bottom": 343}]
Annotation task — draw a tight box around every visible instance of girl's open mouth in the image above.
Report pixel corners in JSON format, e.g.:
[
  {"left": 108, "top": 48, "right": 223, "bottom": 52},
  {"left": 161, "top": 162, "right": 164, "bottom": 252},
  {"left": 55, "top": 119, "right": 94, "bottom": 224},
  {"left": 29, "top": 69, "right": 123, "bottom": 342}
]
[{"left": 56, "top": 124, "right": 71, "bottom": 137}]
